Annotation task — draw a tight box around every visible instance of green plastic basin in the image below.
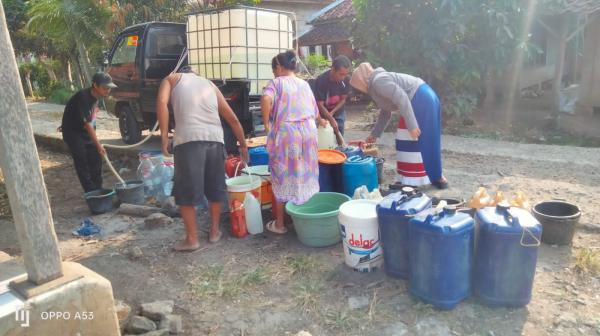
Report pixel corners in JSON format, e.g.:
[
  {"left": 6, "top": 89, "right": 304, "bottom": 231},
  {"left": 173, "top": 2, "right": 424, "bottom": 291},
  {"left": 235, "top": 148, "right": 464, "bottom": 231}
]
[{"left": 286, "top": 192, "right": 351, "bottom": 247}]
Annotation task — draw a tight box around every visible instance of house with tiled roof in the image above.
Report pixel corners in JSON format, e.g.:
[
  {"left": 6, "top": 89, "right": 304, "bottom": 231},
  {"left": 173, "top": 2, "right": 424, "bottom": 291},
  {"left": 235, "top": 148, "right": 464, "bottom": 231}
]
[{"left": 297, "top": 0, "right": 355, "bottom": 60}]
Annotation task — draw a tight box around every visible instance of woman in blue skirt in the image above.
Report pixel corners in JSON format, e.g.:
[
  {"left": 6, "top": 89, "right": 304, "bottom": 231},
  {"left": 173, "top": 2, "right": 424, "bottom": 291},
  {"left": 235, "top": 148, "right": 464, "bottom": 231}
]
[{"left": 350, "top": 62, "right": 448, "bottom": 189}]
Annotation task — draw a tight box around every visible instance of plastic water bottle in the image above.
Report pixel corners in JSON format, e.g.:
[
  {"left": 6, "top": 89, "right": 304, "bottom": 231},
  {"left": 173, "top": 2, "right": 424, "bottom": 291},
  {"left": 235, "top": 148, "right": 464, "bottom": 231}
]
[
  {"left": 244, "top": 192, "right": 263, "bottom": 234},
  {"left": 137, "top": 154, "right": 156, "bottom": 197},
  {"left": 159, "top": 161, "right": 175, "bottom": 200}
]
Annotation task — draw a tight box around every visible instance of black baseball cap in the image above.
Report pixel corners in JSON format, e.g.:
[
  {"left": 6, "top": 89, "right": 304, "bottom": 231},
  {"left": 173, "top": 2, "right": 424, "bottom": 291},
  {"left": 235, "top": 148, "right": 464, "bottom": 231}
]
[{"left": 92, "top": 72, "right": 117, "bottom": 88}]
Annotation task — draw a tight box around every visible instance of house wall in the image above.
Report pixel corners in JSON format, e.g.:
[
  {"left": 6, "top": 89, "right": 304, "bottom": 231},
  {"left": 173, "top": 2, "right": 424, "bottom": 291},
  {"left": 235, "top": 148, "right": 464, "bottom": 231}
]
[
  {"left": 518, "top": 18, "right": 561, "bottom": 90},
  {"left": 333, "top": 41, "right": 353, "bottom": 59}
]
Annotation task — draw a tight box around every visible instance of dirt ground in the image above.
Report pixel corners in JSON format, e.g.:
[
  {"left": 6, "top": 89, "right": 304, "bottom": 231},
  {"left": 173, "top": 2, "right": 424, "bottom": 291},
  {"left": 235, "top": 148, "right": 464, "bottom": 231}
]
[{"left": 1, "top": 102, "right": 600, "bottom": 336}]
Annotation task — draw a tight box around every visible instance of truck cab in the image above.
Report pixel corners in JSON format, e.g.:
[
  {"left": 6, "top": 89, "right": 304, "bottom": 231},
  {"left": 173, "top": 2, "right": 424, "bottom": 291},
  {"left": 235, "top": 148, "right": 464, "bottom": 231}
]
[{"left": 106, "top": 22, "right": 254, "bottom": 152}]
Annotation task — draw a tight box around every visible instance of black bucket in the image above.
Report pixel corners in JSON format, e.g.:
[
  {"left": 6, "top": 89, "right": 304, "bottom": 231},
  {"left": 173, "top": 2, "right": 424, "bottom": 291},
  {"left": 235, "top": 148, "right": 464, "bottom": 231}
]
[
  {"left": 84, "top": 189, "right": 117, "bottom": 214},
  {"left": 532, "top": 200, "right": 581, "bottom": 245},
  {"left": 431, "top": 197, "right": 465, "bottom": 208},
  {"left": 115, "top": 180, "right": 145, "bottom": 205}
]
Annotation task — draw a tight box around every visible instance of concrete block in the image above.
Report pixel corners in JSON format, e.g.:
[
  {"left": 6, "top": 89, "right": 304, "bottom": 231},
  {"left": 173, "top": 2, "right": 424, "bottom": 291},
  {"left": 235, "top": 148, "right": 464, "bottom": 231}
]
[
  {"left": 115, "top": 300, "right": 132, "bottom": 326},
  {"left": 0, "top": 251, "right": 11, "bottom": 262},
  {"left": 125, "top": 329, "right": 169, "bottom": 336},
  {"left": 159, "top": 314, "right": 182, "bottom": 334},
  {"left": 140, "top": 300, "right": 174, "bottom": 321},
  {"left": 0, "top": 261, "right": 120, "bottom": 336},
  {"left": 141, "top": 330, "right": 170, "bottom": 336},
  {"left": 144, "top": 213, "right": 174, "bottom": 230},
  {"left": 125, "top": 316, "right": 156, "bottom": 334}
]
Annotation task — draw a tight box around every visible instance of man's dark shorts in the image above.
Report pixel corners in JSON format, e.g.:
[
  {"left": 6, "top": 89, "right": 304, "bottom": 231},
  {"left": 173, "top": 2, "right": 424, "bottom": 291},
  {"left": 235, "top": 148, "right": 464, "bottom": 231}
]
[{"left": 172, "top": 141, "right": 226, "bottom": 206}]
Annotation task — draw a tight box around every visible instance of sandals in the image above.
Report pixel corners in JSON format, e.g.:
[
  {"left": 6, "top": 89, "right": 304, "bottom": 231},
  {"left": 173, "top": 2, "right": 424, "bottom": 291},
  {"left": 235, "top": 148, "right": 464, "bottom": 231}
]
[
  {"left": 266, "top": 220, "right": 288, "bottom": 234},
  {"left": 173, "top": 240, "right": 200, "bottom": 252},
  {"left": 432, "top": 179, "right": 449, "bottom": 190},
  {"left": 209, "top": 230, "right": 223, "bottom": 243}
]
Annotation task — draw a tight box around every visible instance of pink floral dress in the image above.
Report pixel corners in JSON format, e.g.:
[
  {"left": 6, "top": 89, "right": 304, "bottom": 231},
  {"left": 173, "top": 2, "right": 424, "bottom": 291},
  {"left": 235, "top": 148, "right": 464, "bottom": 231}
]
[{"left": 263, "top": 76, "right": 319, "bottom": 205}]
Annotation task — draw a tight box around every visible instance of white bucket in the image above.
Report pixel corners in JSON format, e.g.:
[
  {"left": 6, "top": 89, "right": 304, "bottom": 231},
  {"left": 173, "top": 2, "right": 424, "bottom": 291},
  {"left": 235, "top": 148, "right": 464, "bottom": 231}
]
[
  {"left": 225, "top": 163, "right": 262, "bottom": 208},
  {"left": 338, "top": 199, "right": 383, "bottom": 272}
]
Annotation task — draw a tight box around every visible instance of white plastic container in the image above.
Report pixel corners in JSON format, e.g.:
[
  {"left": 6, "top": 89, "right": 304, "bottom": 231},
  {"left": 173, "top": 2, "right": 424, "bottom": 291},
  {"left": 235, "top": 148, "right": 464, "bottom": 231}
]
[
  {"left": 187, "top": 7, "right": 294, "bottom": 95},
  {"left": 338, "top": 199, "right": 383, "bottom": 272},
  {"left": 317, "top": 123, "right": 336, "bottom": 149},
  {"left": 244, "top": 192, "right": 263, "bottom": 234}
]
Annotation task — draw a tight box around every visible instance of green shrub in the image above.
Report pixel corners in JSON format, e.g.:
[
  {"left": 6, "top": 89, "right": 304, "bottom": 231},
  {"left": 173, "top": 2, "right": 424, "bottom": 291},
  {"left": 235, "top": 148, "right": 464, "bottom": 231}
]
[
  {"left": 304, "top": 53, "right": 330, "bottom": 74},
  {"left": 49, "top": 87, "right": 75, "bottom": 104},
  {"left": 18, "top": 62, "right": 52, "bottom": 97},
  {"left": 443, "top": 93, "right": 478, "bottom": 120}
]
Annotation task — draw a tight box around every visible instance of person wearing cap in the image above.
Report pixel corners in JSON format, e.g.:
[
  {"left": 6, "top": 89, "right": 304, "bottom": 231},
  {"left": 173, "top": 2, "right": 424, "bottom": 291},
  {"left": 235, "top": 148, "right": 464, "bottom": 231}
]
[
  {"left": 350, "top": 63, "right": 448, "bottom": 189},
  {"left": 60, "top": 72, "right": 116, "bottom": 192}
]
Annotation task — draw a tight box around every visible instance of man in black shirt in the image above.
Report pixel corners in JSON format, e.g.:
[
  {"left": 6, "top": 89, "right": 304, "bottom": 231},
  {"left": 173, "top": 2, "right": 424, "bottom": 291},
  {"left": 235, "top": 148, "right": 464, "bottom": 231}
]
[
  {"left": 60, "top": 73, "right": 116, "bottom": 192},
  {"left": 313, "top": 55, "right": 351, "bottom": 135}
]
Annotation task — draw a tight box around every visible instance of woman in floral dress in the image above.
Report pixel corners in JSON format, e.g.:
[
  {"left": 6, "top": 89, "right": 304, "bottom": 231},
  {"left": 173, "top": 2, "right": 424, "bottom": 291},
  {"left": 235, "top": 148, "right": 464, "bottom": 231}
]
[{"left": 261, "top": 50, "right": 325, "bottom": 234}]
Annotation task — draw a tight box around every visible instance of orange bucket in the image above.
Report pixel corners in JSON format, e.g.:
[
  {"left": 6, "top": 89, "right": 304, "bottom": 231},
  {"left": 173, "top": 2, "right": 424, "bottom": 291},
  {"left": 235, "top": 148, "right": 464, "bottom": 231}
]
[{"left": 318, "top": 149, "right": 347, "bottom": 164}]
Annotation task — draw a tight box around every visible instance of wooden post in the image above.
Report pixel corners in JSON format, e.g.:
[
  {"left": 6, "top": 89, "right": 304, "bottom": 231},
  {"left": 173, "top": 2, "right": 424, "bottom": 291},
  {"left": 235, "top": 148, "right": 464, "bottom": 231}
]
[
  {"left": 553, "top": 15, "right": 569, "bottom": 111},
  {"left": 0, "top": 2, "right": 63, "bottom": 284}
]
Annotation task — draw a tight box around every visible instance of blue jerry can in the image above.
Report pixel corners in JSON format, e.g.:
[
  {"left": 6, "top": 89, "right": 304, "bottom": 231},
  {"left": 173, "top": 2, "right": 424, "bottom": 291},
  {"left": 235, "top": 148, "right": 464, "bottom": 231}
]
[
  {"left": 376, "top": 188, "right": 431, "bottom": 278},
  {"left": 249, "top": 146, "right": 269, "bottom": 166},
  {"left": 475, "top": 203, "right": 542, "bottom": 307},
  {"left": 409, "top": 206, "right": 474, "bottom": 309},
  {"left": 342, "top": 156, "right": 378, "bottom": 196}
]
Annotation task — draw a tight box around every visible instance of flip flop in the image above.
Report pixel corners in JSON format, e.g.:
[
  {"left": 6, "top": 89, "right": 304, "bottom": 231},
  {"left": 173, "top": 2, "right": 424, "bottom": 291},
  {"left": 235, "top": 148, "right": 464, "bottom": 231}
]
[
  {"left": 173, "top": 240, "right": 200, "bottom": 252},
  {"left": 266, "top": 220, "right": 288, "bottom": 234},
  {"left": 209, "top": 230, "right": 223, "bottom": 243},
  {"left": 432, "top": 179, "right": 449, "bottom": 190}
]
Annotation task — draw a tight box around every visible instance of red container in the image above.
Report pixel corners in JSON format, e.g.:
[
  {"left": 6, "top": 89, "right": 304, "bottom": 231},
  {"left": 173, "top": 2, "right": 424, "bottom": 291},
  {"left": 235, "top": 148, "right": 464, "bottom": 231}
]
[
  {"left": 225, "top": 155, "right": 244, "bottom": 178},
  {"left": 230, "top": 199, "right": 248, "bottom": 238}
]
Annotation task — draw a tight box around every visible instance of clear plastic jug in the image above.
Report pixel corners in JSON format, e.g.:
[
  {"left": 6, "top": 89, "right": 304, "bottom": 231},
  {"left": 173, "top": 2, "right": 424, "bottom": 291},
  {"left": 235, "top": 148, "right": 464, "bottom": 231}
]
[
  {"left": 137, "top": 154, "right": 157, "bottom": 197},
  {"left": 244, "top": 192, "right": 263, "bottom": 234},
  {"left": 318, "top": 123, "right": 337, "bottom": 149}
]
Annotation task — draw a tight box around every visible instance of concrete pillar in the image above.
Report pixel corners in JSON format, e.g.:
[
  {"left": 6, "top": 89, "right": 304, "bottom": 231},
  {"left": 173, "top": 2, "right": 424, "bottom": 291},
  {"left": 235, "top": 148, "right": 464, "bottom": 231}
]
[
  {"left": 0, "top": 1, "right": 63, "bottom": 284},
  {"left": 580, "top": 15, "right": 600, "bottom": 112},
  {"left": 553, "top": 15, "right": 569, "bottom": 111}
]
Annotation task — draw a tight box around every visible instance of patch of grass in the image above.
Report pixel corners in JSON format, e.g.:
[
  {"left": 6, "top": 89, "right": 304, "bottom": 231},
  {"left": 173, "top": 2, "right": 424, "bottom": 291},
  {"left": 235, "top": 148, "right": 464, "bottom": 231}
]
[
  {"left": 239, "top": 266, "right": 269, "bottom": 286},
  {"left": 574, "top": 248, "right": 600, "bottom": 276},
  {"left": 293, "top": 278, "right": 324, "bottom": 312},
  {"left": 189, "top": 265, "right": 269, "bottom": 299},
  {"left": 189, "top": 265, "right": 225, "bottom": 297},
  {"left": 285, "top": 255, "right": 322, "bottom": 277},
  {"left": 413, "top": 301, "right": 436, "bottom": 318},
  {"left": 324, "top": 309, "right": 358, "bottom": 331}
]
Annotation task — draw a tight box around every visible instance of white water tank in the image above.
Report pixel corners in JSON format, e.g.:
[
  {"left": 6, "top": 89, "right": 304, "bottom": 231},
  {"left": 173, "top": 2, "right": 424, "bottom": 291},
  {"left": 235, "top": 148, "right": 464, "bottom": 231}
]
[{"left": 187, "top": 7, "right": 294, "bottom": 95}]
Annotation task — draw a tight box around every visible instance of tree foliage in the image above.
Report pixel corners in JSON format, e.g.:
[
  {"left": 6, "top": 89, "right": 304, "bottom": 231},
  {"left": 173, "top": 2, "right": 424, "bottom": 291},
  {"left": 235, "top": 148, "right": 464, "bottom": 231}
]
[
  {"left": 107, "top": 0, "right": 191, "bottom": 33},
  {"left": 352, "top": 0, "right": 562, "bottom": 118}
]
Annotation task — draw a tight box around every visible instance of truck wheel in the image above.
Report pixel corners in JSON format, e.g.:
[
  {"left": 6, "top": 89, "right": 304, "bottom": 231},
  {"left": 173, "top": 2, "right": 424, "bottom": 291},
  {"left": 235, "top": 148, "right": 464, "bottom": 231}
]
[{"left": 118, "top": 105, "right": 142, "bottom": 144}]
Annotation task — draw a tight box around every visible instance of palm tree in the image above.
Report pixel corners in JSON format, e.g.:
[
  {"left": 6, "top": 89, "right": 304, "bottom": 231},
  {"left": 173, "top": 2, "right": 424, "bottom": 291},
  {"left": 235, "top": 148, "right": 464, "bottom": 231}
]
[{"left": 26, "top": 0, "right": 111, "bottom": 85}]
